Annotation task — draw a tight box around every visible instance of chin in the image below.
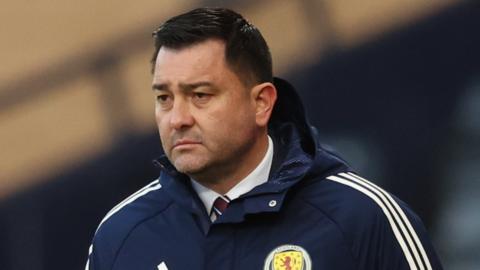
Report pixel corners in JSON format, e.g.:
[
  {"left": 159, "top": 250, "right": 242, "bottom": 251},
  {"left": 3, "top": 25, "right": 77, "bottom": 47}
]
[{"left": 173, "top": 158, "right": 207, "bottom": 175}]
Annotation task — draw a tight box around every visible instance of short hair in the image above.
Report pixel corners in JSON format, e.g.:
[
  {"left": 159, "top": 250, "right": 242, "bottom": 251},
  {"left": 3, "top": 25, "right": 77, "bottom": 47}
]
[{"left": 151, "top": 7, "right": 273, "bottom": 86}]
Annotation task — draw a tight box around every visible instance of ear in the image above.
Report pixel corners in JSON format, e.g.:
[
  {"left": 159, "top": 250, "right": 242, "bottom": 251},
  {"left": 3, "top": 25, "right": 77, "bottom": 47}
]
[{"left": 251, "top": 82, "right": 277, "bottom": 127}]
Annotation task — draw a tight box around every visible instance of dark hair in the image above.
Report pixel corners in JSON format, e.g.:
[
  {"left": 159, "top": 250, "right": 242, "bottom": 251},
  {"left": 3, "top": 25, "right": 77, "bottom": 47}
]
[{"left": 151, "top": 7, "right": 273, "bottom": 86}]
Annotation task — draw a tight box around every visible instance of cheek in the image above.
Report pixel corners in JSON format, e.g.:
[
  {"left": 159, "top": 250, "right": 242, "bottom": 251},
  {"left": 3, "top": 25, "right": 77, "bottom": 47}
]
[
  {"left": 205, "top": 106, "right": 256, "bottom": 140},
  {"left": 156, "top": 115, "right": 171, "bottom": 146}
]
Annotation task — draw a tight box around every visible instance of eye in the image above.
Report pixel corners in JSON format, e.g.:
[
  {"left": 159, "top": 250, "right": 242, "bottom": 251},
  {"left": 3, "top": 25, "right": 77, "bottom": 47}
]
[
  {"left": 192, "top": 92, "right": 212, "bottom": 103},
  {"left": 156, "top": 94, "right": 170, "bottom": 102},
  {"left": 194, "top": 92, "right": 207, "bottom": 98},
  {"left": 155, "top": 94, "right": 173, "bottom": 109}
]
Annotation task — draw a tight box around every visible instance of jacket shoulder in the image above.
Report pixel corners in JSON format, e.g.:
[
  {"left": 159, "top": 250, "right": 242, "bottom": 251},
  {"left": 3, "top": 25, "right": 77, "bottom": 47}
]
[
  {"left": 95, "top": 178, "right": 169, "bottom": 234},
  {"left": 87, "top": 179, "right": 171, "bottom": 269},
  {"left": 301, "top": 171, "right": 441, "bottom": 270}
]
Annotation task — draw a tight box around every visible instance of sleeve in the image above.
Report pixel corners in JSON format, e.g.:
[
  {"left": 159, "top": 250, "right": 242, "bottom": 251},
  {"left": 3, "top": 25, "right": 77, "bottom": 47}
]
[
  {"left": 85, "top": 241, "right": 106, "bottom": 270},
  {"left": 357, "top": 197, "right": 443, "bottom": 270},
  {"left": 84, "top": 227, "right": 118, "bottom": 270},
  {"left": 85, "top": 244, "right": 96, "bottom": 270},
  {"left": 326, "top": 173, "right": 443, "bottom": 270}
]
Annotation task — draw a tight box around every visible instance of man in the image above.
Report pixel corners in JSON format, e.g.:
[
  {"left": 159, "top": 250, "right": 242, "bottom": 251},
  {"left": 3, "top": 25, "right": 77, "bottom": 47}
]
[{"left": 86, "top": 7, "right": 443, "bottom": 270}]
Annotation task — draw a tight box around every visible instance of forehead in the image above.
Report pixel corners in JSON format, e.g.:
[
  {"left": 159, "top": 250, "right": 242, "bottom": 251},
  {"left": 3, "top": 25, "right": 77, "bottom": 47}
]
[{"left": 153, "top": 39, "right": 230, "bottom": 83}]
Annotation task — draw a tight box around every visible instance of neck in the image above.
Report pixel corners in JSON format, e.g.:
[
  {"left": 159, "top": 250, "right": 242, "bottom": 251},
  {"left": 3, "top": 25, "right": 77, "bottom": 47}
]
[{"left": 191, "top": 133, "right": 269, "bottom": 194}]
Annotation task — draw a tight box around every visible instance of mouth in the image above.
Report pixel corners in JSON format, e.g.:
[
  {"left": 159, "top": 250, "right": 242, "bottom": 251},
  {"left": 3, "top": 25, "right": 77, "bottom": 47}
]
[{"left": 172, "top": 140, "right": 201, "bottom": 150}]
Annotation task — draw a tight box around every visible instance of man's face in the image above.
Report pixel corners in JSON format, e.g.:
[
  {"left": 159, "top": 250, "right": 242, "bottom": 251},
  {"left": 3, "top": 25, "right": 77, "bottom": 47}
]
[{"left": 152, "top": 39, "right": 260, "bottom": 180}]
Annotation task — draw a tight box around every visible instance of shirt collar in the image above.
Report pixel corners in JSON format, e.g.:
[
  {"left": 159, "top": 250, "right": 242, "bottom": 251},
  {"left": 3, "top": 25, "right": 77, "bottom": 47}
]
[{"left": 191, "top": 135, "right": 274, "bottom": 214}]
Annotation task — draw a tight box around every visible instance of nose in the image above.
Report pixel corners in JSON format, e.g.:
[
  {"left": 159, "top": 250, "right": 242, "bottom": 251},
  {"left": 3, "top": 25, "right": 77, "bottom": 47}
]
[{"left": 169, "top": 99, "right": 195, "bottom": 130}]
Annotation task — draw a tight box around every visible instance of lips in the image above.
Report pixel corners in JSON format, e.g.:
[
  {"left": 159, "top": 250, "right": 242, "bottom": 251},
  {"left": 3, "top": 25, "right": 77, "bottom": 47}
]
[{"left": 172, "top": 139, "right": 201, "bottom": 149}]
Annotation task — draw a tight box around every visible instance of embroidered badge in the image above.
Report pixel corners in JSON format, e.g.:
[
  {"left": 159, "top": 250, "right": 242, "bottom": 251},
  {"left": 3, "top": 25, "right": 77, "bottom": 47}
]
[{"left": 264, "top": 245, "right": 312, "bottom": 270}]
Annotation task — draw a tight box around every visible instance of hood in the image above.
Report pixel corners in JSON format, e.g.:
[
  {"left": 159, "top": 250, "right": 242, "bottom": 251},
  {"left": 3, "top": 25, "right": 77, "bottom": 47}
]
[
  {"left": 269, "top": 77, "right": 315, "bottom": 156},
  {"left": 267, "top": 77, "right": 349, "bottom": 181}
]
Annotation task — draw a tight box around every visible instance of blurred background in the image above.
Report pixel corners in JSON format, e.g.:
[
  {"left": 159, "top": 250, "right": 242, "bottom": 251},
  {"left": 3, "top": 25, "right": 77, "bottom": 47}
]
[{"left": 0, "top": 0, "right": 479, "bottom": 269}]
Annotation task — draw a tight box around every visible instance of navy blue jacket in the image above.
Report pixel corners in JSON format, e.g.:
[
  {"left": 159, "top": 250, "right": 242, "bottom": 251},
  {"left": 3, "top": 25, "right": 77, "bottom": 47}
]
[{"left": 86, "top": 78, "right": 442, "bottom": 270}]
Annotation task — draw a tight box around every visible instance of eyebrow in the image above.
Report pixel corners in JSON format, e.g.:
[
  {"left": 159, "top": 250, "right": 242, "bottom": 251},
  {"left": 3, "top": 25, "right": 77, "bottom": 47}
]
[{"left": 152, "top": 81, "right": 216, "bottom": 92}]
